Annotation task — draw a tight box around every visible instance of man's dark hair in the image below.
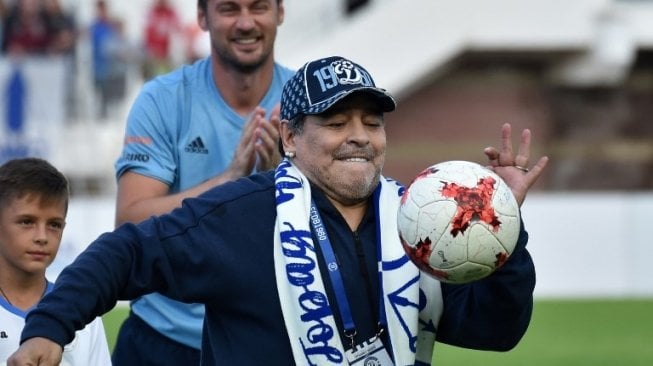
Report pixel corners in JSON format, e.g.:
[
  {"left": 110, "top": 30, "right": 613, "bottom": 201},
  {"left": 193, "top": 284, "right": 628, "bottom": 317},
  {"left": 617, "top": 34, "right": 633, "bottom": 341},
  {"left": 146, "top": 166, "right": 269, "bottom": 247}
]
[
  {"left": 0, "top": 157, "right": 69, "bottom": 211},
  {"left": 277, "top": 114, "right": 305, "bottom": 155},
  {"left": 198, "top": 0, "right": 282, "bottom": 12}
]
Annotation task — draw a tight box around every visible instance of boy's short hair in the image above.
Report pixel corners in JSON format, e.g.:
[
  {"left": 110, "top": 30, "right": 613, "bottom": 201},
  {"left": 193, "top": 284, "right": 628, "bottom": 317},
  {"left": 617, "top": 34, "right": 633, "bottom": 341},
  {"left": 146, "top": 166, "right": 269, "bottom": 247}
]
[{"left": 0, "top": 158, "right": 70, "bottom": 210}]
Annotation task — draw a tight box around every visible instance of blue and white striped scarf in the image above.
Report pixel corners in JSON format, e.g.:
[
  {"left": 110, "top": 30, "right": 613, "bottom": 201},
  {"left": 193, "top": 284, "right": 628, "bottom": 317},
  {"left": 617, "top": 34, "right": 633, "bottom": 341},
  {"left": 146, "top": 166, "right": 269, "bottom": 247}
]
[{"left": 273, "top": 159, "right": 443, "bottom": 365}]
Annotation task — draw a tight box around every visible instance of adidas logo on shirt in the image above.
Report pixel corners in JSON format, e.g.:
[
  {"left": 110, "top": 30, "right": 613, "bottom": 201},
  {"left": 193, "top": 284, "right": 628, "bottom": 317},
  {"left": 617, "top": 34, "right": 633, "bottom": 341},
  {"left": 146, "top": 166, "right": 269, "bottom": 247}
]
[{"left": 185, "top": 137, "right": 209, "bottom": 154}]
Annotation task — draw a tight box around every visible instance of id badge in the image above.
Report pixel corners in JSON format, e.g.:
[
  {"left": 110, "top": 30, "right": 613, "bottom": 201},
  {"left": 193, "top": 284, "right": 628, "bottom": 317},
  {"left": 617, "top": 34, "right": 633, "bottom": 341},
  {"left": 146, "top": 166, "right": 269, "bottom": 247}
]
[{"left": 345, "top": 336, "right": 394, "bottom": 366}]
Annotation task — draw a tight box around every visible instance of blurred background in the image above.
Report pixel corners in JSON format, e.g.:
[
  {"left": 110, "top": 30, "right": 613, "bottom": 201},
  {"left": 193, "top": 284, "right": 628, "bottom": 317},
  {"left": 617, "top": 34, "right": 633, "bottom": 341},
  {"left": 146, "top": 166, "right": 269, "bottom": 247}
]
[{"left": 0, "top": 0, "right": 651, "bottom": 362}]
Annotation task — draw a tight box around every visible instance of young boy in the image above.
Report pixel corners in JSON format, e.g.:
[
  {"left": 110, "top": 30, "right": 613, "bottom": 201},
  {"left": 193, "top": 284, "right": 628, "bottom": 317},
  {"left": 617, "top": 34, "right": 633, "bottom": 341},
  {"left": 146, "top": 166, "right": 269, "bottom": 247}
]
[{"left": 0, "top": 158, "right": 111, "bottom": 365}]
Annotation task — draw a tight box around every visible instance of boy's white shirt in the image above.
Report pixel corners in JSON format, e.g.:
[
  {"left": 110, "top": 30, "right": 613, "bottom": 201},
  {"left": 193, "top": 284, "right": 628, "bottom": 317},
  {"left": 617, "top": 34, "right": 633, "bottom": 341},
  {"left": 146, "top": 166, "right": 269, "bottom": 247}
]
[{"left": 0, "top": 288, "right": 112, "bottom": 365}]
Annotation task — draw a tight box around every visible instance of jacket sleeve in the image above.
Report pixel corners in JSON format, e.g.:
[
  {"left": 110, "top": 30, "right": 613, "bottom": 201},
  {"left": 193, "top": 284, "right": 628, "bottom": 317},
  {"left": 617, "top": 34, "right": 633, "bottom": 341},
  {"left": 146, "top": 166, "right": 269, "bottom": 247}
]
[
  {"left": 20, "top": 191, "right": 230, "bottom": 347},
  {"left": 435, "top": 220, "right": 536, "bottom": 351}
]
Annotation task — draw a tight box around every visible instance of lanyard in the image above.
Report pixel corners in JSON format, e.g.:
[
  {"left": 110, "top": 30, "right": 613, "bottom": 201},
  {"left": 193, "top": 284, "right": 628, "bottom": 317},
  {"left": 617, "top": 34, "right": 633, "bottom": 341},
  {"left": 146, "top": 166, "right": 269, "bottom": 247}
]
[{"left": 309, "top": 197, "right": 387, "bottom": 347}]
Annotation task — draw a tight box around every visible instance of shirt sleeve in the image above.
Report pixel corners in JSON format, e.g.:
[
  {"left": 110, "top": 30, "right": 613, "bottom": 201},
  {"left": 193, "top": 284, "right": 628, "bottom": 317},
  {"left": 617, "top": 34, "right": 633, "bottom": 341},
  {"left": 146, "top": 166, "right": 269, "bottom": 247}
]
[
  {"left": 62, "top": 317, "right": 112, "bottom": 366},
  {"left": 114, "top": 80, "right": 178, "bottom": 185}
]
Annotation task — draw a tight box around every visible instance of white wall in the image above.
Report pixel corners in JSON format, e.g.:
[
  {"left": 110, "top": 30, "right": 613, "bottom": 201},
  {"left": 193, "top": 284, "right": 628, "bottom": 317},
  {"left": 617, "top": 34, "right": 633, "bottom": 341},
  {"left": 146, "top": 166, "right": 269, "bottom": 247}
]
[
  {"left": 48, "top": 192, "right": 653, "bottom": 299},
  {"left": 522, "top": 192, "right": 653, "bottom": 299}
]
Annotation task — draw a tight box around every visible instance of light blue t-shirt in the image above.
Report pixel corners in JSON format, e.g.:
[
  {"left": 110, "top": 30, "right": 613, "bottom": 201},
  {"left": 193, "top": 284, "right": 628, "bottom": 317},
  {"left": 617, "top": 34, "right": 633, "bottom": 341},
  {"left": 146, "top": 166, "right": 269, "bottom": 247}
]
[{"left": 114, "top": 57, "right": 294, "bottom": 349}]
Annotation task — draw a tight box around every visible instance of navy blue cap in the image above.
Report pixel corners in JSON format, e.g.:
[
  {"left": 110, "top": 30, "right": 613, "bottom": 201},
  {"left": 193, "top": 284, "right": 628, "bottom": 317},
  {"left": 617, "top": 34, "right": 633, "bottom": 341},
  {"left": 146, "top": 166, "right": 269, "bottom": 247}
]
[{"left": 280, "top": 56, "right": 396, "bottom": 121}]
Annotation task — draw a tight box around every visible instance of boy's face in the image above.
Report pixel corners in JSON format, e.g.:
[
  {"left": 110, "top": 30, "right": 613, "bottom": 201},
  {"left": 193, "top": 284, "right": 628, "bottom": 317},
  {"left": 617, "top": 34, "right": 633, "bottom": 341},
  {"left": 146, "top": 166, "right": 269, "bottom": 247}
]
[{"left": 0, "top": 193, "right": 66, "bottom": 278}]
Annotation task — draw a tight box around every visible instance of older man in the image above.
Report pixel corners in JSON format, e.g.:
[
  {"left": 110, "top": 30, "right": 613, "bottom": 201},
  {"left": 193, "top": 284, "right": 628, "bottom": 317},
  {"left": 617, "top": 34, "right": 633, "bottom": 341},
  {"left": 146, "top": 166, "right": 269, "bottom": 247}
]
[{"left": 9, "top": 56, "right": 547, "bottom": 366}]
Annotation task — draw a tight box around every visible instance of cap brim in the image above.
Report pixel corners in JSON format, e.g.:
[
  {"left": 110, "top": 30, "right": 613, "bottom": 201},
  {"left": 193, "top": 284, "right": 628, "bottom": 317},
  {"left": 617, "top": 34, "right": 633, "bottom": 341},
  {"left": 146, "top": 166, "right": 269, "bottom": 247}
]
[
  {"left": 359, "top": 87, "right": 397, "bottom": 113},
  {"left": 310, "top": 87, "right": 397, "bottom": 116}
]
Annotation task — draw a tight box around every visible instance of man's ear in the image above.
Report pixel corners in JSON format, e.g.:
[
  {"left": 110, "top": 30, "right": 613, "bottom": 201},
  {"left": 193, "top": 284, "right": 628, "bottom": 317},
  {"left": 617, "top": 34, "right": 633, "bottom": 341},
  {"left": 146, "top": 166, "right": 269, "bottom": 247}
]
[
  {"left": 279, "top": 120, "right": 295, "bottom": 154},
  {"left": 277, "top": 1, "right": 285, "bottom": 25},
  {"left": 198, "top": 8, "right": 208, "bottom": 31}
]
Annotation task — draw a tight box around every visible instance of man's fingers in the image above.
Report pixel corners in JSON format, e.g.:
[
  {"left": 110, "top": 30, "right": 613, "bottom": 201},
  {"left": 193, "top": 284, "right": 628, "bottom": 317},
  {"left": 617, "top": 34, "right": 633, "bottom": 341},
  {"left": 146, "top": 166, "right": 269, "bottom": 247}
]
[{"left": 514, "top": 128, "right": 532, "bottom": 168}]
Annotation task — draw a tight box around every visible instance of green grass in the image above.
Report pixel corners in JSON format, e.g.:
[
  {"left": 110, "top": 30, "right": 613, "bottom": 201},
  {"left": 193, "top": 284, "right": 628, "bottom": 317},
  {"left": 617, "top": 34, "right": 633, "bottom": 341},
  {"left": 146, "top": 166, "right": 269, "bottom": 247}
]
[
  {"left": 101, "top": 304, "right": 129, "bottom": 352},
  {"left": 434, "top": 299, "right": 653, "bottom": 365},
  {"left": 102, "top": 299, "right": 653, "bottom": 365}
]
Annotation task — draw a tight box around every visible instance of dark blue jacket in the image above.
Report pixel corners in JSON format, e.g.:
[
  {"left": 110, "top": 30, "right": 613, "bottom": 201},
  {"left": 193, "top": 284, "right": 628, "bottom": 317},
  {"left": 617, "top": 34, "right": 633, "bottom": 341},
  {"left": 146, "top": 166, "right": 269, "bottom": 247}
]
[{"left": 22, "top": 171, "right": 535, "bottom": 365}]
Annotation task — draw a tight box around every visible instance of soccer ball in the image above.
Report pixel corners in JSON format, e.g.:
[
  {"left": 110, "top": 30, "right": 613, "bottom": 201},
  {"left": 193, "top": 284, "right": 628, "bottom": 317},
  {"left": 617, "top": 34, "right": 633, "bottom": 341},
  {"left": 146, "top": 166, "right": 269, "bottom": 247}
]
[{"left": 397, "top": 160, "right": 520, "bottom": 284}]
